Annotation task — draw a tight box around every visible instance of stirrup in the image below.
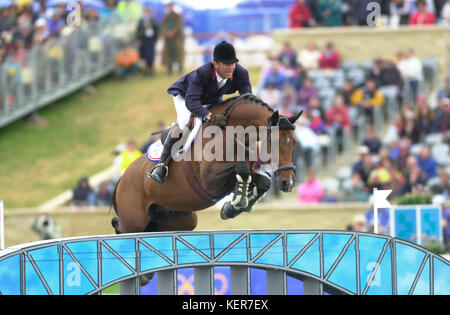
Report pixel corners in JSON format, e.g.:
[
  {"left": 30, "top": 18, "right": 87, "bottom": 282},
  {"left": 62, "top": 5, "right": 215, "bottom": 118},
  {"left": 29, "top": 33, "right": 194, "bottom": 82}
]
[{"left": 147, "top": 163, "right": 168, "bottom": 185}]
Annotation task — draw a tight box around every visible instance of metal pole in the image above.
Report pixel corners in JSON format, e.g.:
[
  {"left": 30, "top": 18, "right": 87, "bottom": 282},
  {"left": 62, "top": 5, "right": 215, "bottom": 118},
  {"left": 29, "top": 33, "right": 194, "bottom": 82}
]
[{"left": 373, "top": 188, "right": 379, "bottom": 234}]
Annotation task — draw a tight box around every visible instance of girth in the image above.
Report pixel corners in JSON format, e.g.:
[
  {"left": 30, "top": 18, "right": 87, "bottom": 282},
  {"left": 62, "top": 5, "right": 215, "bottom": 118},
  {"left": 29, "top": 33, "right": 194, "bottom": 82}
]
[{"left": 181, "top": 160, "right": 228, "bottom": 204}]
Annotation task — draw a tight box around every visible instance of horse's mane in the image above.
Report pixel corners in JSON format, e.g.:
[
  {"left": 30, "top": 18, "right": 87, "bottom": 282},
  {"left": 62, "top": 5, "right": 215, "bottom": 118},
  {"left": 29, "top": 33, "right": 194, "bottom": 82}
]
[{"left": 218, "top": 94, "right": 275, "bottom": 117}]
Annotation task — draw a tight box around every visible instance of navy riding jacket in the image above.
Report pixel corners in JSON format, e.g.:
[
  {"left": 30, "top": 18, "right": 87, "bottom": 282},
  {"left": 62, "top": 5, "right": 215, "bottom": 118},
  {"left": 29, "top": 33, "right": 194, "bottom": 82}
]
[{"left": 167, "top": 62, "right": 252, "bottom": 119}]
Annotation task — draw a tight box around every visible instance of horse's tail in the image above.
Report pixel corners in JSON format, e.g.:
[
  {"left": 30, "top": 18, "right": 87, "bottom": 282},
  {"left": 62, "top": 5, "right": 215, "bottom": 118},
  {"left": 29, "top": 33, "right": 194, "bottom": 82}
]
[{"left": 110, "top": 177, "right": 121, "bottom": 216}]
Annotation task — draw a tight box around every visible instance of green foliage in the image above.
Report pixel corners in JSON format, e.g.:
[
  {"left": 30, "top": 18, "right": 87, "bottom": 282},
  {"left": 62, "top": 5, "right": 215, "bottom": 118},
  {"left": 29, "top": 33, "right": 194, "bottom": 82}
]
[{"left": 396, "top": 193, "right": 432, "bottom": 205}]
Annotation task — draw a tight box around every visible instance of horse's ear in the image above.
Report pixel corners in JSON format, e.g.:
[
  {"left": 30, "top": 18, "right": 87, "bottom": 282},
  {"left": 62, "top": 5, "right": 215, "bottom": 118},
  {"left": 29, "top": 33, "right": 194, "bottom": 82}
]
[
  {"left": 269, "top": 111, "right": 279, "bottom": 126},
  {"left": 288, "top": 110, "right": 303, "bottom": 125}
]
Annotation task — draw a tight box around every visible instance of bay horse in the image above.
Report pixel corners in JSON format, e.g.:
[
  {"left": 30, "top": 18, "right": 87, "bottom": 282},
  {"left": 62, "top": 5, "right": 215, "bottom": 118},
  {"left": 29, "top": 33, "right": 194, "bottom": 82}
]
[{"left": 111, "top": 94, "right": 302, "bottom": 235}]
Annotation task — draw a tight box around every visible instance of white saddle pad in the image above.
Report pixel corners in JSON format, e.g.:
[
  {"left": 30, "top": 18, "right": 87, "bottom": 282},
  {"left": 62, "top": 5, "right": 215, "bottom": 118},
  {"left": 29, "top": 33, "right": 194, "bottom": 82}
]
[{"left": 146, "top": 118, "right": 203, "bottom": 162}]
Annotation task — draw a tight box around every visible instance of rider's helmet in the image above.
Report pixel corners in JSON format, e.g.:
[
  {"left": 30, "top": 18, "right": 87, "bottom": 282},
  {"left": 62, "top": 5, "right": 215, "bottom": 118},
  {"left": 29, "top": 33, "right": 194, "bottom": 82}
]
[{"left": 213, "top": 41, "right": 239, "bottom": 64}]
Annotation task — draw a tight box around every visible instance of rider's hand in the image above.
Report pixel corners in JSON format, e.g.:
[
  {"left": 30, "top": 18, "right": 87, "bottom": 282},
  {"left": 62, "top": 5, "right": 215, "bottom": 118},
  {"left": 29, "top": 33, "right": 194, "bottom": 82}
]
[{"left": 208, "top": 113, "right": 227, "bottom": 127}]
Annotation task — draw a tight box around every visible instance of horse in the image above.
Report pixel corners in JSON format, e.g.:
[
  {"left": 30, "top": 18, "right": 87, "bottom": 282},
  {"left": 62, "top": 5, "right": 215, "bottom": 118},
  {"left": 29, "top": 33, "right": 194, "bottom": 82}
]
[{"left": 111, "top": 94, "right": 302, "bottom": 235}]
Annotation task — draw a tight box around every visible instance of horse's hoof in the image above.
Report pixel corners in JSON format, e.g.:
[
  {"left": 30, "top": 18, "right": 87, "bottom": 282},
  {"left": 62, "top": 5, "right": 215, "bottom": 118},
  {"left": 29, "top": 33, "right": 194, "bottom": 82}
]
[
  {"left": 220, "top": 202, "right": 241, "bottom": 220},
  {"left": 240, "top": 205, "right": 253, "bottom": 213},
  {"left": 139, "top": 272, "right": 155, "bottom": 286},
  {"left": 111, "top": 217, "right": 120, "bottom": 234}
]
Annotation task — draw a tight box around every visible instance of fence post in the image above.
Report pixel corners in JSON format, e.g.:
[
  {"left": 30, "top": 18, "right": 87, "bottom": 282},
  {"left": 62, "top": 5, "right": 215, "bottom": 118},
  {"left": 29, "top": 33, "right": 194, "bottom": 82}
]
[
  {"left": 230, "top": 266, "right": 250, "bottom": 295},
  {"left": 119, "top": 277, "right": 139, "bottom": 295},
  {"left": 157, "top": 270, "right": 177, "bottom": 295}
]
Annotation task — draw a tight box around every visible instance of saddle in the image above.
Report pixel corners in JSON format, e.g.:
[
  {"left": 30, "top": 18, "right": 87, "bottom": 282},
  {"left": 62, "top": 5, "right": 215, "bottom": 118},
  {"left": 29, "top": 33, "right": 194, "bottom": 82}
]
[{"left": 149, "top": 116, "right": 225, "bottom": 203}]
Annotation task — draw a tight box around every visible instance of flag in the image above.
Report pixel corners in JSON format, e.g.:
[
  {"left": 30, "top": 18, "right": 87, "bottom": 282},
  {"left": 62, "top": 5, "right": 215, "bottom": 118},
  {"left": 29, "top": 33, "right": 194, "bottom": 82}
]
[{"left": 373, "top": 189, "right": 392, "bottom": 209}]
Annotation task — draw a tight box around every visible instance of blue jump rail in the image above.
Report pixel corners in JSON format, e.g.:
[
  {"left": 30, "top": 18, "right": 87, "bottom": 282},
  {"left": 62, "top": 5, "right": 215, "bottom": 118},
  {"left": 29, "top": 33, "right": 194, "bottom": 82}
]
[{"left": 0, "top": 230, "right": 449, "bottom": 295}]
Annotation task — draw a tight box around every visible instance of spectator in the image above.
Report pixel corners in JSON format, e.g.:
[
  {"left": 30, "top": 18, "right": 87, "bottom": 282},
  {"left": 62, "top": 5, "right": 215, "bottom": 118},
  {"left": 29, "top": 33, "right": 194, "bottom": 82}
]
[
  {"left": 400, "top": 114, "right": 421, "bottom": 144},
  {"left": 309, "top": 96, "right": 325, "bottom": 120},
  {"left": 102, "top": 0, "right": 122, "bottom": 21},
  {"left": 397, "top": 49, "right": 423, "bottom": 104},
  {"left": 414, "top": 99, "right": 435, "bottom": 138},
  {"left": 398, "top": 164, "right": 428, "bottom": 195},
  {"left": 279, "top": 41, "right": 297, "bottom": 68},
  {"left": 357, "top": 153, "right": 376, "bottom": 187},
  {"left": 349, "top": 214, "right": 368, "bottom": 231},
  {"left": 341, "top": 79, "right": 355, "bottom": 106},
  {"left": 433, "top": 97, "right": 449, "bottom": 134},
  {"left": 0, "top": 7, "right": 16, "bottom": 32},
  {"left": 73, "top": 176, "right": 96, "bottom": 207},
  {"left": 350, "top": 78, "right": 385, "bottom": 124},
  {"left": 32, "top": 18, "right": 49, "bottom": 46},
  {"left": 13, "top": 10, "right": 34, "bottom": 49},
  {"left": 326, "top": 95, "right": 352, "bottom": 152},
  {"left": 294, "top": 116, "right": 320, "bottom": 168},
  {"left": 380, "top": 59, "right": 403, "bottom": 91},
  {"left": 362, "top": 125, "right": 382, "bottom": 154},
  {"left": 430, "top": 169, "right": 450, "bottom": 199},
  {"left": 115, "top": 42, "right": 140, "bottom": 80},
  {"left": 96, "top": 182, "right": 113, "bottom": 206},
  {"left": 119, "top": 140, "right": 142, "bottom": 173},
  {"left": 136, "top": 5, "right": 159, "bottom": 77},
  {"left": 409, "top": 0, "right": 436, "bottom": 25},
  {"left": 368, "top": 59, "right": 384, "bottom": 88},
  {"left": 262, "top": 61, "right": 286, "bottom": 90},
  {"left": 390, "top": 137, "right": 411, "bottom": 172},
  {"left": 297, "top": 41, "right": 321, "bottom": 71},
  {"left": 344, "top": 173, "right": 371, "bottom": 202},
  {"left": 390, "top": 0, "right": 413, "bottom": 25},
  {"left": 297, "top": 168, "right": 324, "bottom": 203},
  {"left": 368, "top": 159, "right": 393, "bottom": 190},
  {"left": 352, "top": 145, "right": 370, "bottom": 175},
  {"left": 116, "top": 0, "right": 143, "bottom": 24},
  {"left": 297, "top": 78, "right": 318, "bottom": 108},
  {"left": 417, "top": 146, "right": 438, "bottom": 179},
  {"left": 437, "top": 77, "right": 450, "bottom": 101},
  {"left": 47, "top": 10, "right": 65, "bottom": 37},
  {"left": 284, "top": 62, "right": 304, "bottom": 91},
  {"left": 442, "top": 0, "right": 450, "bottom": 25},
  {"left": 317, "top": 0, "right": 343, "bottom": 26},
  {"left": 259, "top": 83, "right": 282, "bottom": 110},
  {"left": 319, "top": 42, "right": 340, "bottom": 69},
  {"left": 161, "top": 1, "right": 185, "bottom": 75},
  {"left": 309, "top": 108, "right": 328, "bottom": 135},
  {"left": 280, "top": 84, "right": 298, "bottom": 114},
  {"left": 382, "top": 157, "right": 405, "bottom": 195},
  {"left": 289, "top": 0, "right": 313, "bottom": 28}
]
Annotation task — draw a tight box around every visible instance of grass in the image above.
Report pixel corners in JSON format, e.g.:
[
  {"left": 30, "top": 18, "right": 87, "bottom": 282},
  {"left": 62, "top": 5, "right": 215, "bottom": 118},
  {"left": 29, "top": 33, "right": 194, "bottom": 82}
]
[{"left": 0, "top": 68, "right": 261, "bottom": 208}]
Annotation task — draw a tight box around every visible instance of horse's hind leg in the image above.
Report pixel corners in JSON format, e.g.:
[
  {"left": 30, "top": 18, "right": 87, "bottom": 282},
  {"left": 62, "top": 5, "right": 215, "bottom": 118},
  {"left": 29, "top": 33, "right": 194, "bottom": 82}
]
[{"left": 145, "top": 204, "right": 198, "bottom": 232}]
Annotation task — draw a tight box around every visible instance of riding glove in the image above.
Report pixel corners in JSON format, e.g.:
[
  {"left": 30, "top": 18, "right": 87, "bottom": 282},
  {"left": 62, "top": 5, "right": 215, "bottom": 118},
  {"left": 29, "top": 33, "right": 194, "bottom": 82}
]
[{"left": 208, "top": 114, "right": 227, "bottom": 127}]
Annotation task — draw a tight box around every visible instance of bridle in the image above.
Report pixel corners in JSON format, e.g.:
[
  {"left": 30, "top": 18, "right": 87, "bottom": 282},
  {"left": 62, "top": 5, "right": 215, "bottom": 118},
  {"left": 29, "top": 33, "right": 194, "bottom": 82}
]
[{"left": 219, "top": 96, "right": 297, "bottom": 177}]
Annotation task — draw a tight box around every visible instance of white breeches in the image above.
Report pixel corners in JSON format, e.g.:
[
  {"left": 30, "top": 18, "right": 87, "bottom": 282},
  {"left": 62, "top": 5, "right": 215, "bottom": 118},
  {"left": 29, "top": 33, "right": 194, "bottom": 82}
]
[
  {"left": 173, "top": 95, "right": 193, "bottom": 130},
  {"left": 173, "top": 95, "right": 202, "bottom": 153}
]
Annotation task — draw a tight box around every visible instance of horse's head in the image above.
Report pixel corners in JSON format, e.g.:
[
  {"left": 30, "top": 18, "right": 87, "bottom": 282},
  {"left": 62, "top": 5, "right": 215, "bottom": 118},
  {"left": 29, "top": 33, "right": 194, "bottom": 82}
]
[{"left": 268, "top": 110, "right": 302, "bottom": 192}]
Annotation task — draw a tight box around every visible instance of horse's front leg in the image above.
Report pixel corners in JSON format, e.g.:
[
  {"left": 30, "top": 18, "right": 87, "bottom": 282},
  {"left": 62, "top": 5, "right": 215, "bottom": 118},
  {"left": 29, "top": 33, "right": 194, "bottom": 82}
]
[
  {"left": 240, "top": 173, "right": 271, "bottom": 214},
  {"left": 220, "top": 162, "right": 252, "bottom": 220}
]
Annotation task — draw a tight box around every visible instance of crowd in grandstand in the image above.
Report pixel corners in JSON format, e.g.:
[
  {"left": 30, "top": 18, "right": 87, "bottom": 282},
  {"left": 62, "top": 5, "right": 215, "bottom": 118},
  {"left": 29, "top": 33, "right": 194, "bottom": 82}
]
[
  {"left": 289, "top": 0, "right": 450, "bottom": 27},
  {"left": 255, "top": 40, "right": 449, "bottom": 207}
]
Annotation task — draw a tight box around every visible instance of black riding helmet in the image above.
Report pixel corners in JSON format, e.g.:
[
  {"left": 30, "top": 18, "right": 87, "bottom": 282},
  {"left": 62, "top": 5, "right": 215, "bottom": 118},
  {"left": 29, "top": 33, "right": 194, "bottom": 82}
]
[{"left": 213, "top": 41, "right": 239, "bottom": 64}]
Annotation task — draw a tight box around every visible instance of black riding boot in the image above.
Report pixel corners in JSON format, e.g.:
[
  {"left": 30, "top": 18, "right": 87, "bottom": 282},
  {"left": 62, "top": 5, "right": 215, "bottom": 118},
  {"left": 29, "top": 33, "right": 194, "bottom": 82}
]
[{"left": 147, "top": 133, "right": 179, "bottom": 185}]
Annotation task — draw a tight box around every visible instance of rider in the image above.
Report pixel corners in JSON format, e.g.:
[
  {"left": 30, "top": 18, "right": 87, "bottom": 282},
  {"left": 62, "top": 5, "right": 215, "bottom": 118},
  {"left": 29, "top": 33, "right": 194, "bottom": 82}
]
[{"left": 148, "top": 41, "right": 253, "bottom": 185}]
